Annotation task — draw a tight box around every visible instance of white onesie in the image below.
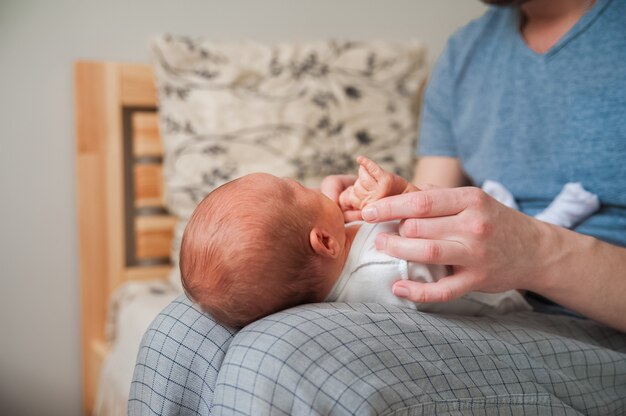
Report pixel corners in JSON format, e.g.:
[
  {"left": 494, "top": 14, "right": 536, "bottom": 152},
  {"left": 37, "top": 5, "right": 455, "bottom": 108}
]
[{"left": 325, "top": 221, "right": 532, "bottom": 315}]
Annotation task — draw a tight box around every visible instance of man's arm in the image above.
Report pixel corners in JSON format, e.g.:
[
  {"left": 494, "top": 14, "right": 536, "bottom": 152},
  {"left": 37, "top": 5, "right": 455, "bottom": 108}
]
[
  {"left": 531, "top": 223, "right": 626, "bottom": 331},
  {"left": 361, "top": 186, "right": 626, "bottom": 332},
  {"left": 412, "top": 156, "right": 470, "bottom": 188},
  {"left": 412, "top": 156, "right": 626, "bottom": 329}
]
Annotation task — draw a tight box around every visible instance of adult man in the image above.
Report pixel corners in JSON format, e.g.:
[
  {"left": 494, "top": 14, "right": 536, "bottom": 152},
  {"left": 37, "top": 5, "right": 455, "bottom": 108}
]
[{"left": 324, "top": 0, "right": 626, "bottom": 332}]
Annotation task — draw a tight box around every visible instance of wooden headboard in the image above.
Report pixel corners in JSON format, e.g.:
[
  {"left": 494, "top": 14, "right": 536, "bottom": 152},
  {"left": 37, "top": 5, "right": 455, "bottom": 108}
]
[{"left": 75, "top": 62, "right": 175, "bottom": 415}]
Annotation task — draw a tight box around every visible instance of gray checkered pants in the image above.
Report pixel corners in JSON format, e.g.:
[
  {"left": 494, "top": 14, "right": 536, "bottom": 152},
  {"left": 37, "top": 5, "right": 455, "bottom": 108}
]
[{"left": 129, "top": 295, "right": 626, "bottom": 415}]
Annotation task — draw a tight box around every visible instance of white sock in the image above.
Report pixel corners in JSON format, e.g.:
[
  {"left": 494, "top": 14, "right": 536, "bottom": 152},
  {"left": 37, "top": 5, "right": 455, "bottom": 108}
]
[
  {"left": 535, "top": 183, "right": 600, "bottom": 228},
  {"left": 482, "top": 180, "right": 519, "bottom": 210}
]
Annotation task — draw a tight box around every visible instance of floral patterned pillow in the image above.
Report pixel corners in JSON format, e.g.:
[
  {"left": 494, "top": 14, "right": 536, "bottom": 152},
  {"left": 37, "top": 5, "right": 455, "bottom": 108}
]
[{"left": 153, "top": 35, "right": 428, "bottom": 219}]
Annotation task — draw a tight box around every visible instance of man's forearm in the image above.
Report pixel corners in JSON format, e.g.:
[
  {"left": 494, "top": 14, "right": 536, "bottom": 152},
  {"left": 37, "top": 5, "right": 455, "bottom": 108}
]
[
  {"left": 412, "top": 156, "right": 469, "bottom": 189},
  {"left": 531, "top": 223, "right": 626, "bottom": 331}
]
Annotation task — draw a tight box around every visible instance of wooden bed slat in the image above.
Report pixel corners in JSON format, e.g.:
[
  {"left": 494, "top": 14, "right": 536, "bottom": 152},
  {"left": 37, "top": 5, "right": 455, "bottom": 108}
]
[
  {"left": 134, "top": 164, "right": 164, "bottom": 208},
  {"left": 132, "top": 112, "right": 163, "bottom": 157},
  {"left": 76, "top": 62, "right": 126, "bottom": 415},
  {"left": 135, "top": 215, "right": 178, "bottom": 260},
  {"left": 120, "top": 64, "right": 158, "bottom": 106},
  {"left": 125, "top": 264, "right": 172, "bottom": 281},
  {"left": 76, "top": 61, "right": 172, "bottom": 416},
  {"left": 90, "top": 340, "right": 110, "bottom": 411}
]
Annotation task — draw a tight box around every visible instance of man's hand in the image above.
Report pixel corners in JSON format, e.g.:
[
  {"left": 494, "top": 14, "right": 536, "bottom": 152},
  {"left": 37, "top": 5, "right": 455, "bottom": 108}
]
[
  {"left": 360, "top": 185, "right": 626, "bottom": 331},
  {"left": 361, "top": 187, "right": 545, "bottom": 303}
]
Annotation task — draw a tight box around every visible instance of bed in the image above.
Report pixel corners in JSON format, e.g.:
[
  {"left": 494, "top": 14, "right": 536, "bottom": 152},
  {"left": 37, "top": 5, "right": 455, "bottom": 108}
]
[{"left": 76, "top": 38, "right": 626, "bottom": 416}]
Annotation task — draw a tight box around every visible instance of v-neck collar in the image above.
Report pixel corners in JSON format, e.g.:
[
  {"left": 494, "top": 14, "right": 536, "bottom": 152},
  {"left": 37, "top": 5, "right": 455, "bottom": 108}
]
[{"left": 510, "top": 0, "right": 613, "bottom": 61}]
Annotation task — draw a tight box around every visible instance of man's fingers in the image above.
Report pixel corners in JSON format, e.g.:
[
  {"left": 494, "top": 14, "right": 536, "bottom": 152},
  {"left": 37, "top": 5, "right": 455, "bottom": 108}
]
[
  {"left": 392, "top": 274, "right": 474, "bottom": 303},
  {"left": 362, "top": 188, "right": 473, "bottom": 222},
  {"left": 375, "top": 233, "right": 469, "bottom": 265},
  {"left": 399, "top": 217, "right": 461, "bottom": 240}
]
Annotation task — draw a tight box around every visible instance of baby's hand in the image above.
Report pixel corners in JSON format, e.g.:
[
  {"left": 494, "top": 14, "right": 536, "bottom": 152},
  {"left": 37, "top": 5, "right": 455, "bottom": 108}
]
[{"left": 339, "top": 156, "right": 417, "bottom": 211}]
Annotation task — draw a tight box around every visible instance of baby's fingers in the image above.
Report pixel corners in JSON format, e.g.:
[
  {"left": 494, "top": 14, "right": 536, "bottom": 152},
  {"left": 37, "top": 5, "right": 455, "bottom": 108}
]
[
  {"left": 357, "top": 156, "right": 385, "bottom": 181},
  {"left": 340, "top": 186, "right": 365, "bottom": 211},
  {"left": 357, "top": 165, "right": 377, "bottom": 190},
  {"left": 338, "top": 186, "right": 355, "bottom": 210},
  {"left": 343, "top": 210, "right": 362, "bottom": 223}
]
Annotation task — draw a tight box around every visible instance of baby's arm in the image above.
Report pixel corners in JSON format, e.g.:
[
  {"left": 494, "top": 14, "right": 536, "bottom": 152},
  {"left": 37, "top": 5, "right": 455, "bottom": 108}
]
[{"left": 339, "top": 156, "right": 418, "bottom": 211}]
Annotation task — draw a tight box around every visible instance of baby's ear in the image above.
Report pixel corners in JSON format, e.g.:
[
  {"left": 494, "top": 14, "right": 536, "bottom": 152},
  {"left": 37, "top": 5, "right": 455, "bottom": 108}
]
[{"left": 309, "top": 227, "right": 340, "bottom": 259}]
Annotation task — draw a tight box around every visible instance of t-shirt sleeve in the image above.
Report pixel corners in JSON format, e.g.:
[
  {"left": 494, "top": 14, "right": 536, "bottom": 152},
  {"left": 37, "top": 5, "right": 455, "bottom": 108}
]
[{"left": 417, "top": 40, "right": 458, "bottom": 157}]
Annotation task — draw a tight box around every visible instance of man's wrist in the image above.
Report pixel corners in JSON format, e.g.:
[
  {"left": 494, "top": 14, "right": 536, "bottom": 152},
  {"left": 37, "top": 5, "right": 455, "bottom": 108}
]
[{"left": 527, "top": 220, "right": 596, "bottom": 297}]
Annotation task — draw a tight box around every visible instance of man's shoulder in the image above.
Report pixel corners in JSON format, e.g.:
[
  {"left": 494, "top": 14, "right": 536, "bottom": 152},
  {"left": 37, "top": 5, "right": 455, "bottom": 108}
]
[
  {"left": 442, "top": 6, "right": 514, "bottom": 68},
  {"left": 451, "top": 6, "right": 511, "bottom": 42}
]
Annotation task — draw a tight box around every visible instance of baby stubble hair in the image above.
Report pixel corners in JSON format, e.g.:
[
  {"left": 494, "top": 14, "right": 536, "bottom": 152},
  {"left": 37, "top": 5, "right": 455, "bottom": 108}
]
[{"left": 179, "top": 176, "right": 325, "bottom": 328}]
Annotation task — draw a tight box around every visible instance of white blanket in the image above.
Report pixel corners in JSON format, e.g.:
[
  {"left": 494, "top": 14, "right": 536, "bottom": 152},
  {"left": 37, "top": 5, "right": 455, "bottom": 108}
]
[{"left": 95, "top": 280, "right": 180, "bottom": 416}]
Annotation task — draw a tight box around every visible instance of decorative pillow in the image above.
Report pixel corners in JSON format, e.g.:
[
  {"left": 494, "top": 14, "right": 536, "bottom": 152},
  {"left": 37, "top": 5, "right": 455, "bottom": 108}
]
[
  {"left": 152, "top": 35, "right": 428, "bottom": 220},
  {"left": 153, "top": 35, "right": 427, "bottom": 289}
]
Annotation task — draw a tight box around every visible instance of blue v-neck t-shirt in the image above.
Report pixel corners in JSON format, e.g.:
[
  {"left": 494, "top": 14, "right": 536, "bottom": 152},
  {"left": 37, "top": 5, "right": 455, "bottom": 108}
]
[{"left": 418, "top": 0, "right": 626, "bottom": 247}]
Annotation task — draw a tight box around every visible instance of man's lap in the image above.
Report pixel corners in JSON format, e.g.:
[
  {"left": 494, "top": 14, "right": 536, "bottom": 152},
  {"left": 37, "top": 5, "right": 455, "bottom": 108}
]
[{"left": 129, "top": 296, "right": 626, "bottom": 415}]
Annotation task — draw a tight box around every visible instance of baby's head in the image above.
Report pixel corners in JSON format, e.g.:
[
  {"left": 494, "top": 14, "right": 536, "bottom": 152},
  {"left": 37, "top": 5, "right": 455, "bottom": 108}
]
[{"left": 180, "top": 173, "right": 347, "bottom": 328}]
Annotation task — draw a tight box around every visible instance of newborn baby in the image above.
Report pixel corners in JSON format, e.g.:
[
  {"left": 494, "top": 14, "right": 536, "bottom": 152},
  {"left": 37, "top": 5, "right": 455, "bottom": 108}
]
[{"left": 180, "top": 157, "right": 534, "bottom": 328}]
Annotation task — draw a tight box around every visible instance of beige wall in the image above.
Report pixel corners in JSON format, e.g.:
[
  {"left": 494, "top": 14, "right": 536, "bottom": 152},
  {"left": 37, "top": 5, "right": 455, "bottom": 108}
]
[{"left": 0, "top": 0, "right": 486, "bottom": 414}]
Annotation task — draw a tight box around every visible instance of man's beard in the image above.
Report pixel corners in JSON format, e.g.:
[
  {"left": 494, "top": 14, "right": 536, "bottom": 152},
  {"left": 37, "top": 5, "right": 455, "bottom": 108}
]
[{"left": 481, "top": 0, "right": 531, "bottom": 5}]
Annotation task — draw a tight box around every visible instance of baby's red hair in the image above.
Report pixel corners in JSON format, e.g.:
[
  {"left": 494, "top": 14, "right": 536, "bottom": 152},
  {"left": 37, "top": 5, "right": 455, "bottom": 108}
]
[{"left": 179, "top": 176, "right": 325, "bottom": 328}]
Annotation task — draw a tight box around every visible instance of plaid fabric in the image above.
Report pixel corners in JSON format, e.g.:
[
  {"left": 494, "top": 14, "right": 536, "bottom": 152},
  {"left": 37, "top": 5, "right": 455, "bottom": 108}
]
[
  {"left": 129, "top": 295, "right": 626, "bottom": 415},
  {"left": 129, "top": 297, "right": 236, "bottom": 415}
]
